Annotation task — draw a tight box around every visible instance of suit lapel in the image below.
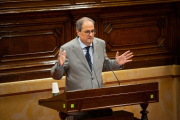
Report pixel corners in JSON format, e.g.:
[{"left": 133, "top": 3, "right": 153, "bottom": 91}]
[{"left": 72, "top": 37, "right": 92, "bottom": 73}]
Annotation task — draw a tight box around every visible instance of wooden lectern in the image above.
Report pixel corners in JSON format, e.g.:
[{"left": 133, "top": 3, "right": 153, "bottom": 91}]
[{"left": 39, "top": 82, "right": 159, "bottom": 120}]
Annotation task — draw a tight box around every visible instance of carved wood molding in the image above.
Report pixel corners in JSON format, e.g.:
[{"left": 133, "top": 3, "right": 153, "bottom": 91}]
[
  {"left": 103, "top": 19, "right": 166, "bottom": 50},
  {"left": 0, "top": 12, "right": 71, "bottom": 82},
  {"left": 0, "top": 0, "right": 180, "bottom": 14},
  {"left": 104, "top": 22, "right": 113, "bottom": 34}
]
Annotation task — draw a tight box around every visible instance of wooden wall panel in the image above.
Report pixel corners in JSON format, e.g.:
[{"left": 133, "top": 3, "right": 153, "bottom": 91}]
[
  {"left": 101, "top": 0, "right": 129, "bottom": 3},
  {"left": 75, "top": 0, "right": 96, "bottom": 4},
  {"left": 176, "top": 2, "right": 180, "bottom": 64},
  {"left": 0, "top": 0, "right": 71, "bottom": 9},
  {"left": 0, "top": 2, "right": 179, "bottom": 83},
  {"left": 1, "top": 0, "right": 179, "bottom": 14},
  {"left": 103, "top": 21, "right": 162, "bottom": 49},
  {"left": 0, "top": 12, "right": 71, "bottom": 83},
  {"left": 98, "top": 4, "right": 176, "bottom": 68},
  {"left": 0, "top": 33, "right": 56, "bottom": 57}
]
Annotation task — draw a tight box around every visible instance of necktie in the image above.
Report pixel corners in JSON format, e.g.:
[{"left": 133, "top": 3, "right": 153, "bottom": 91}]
[{"left": 85, "top": 46, "right": 92, "bottom": 71}]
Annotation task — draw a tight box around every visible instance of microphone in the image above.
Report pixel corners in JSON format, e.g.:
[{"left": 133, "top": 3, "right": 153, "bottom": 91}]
[{"left": 106, "top": 59, "right": 120, "bottom": 85}]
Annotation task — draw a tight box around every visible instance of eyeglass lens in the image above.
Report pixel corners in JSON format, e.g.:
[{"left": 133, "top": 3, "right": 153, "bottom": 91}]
[{"left": 84, "top": 30, "right": 96, "bottom": 35}]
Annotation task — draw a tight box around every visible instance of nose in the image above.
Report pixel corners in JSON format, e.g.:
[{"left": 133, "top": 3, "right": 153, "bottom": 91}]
[{"left": 89, "top": 32, "right": 93, "bottom": 36}]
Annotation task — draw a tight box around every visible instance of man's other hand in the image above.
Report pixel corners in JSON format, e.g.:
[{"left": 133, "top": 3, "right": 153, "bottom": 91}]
[
  {"left": 58, "top": 49, "right": 66, "bottom": 66},
  {"left": 115, "top": 50, "right": 133, "bottom": 66}
]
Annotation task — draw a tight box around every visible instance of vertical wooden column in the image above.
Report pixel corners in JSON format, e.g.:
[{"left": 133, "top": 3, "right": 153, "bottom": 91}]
[
  {"left": 59, "top": 112, "right": 68, "bottom": 120},
  {"left": 140, "top": 103, "right": 149, "bottom": 120}
]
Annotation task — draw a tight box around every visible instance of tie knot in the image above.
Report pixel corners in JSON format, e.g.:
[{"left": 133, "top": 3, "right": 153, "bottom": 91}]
[{"left": 85, "top": 46, "right": 90, "bottom": 51}]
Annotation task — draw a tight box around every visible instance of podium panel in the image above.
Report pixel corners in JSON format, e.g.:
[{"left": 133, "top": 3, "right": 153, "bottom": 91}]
[{"left": 39, "top": 82, "right": 159, "bottom": 120}]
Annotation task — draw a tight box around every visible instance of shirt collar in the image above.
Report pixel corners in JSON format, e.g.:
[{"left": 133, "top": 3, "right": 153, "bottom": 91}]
[{"left": 78, "top": 36, "right": 93, "bottom": 49}]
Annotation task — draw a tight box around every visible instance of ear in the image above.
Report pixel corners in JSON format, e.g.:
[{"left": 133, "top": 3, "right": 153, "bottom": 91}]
[{"left": 76, "top": 29, "right": 80, "bottom": 36}]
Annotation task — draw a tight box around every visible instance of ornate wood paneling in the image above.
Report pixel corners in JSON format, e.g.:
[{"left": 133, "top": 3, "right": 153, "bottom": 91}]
[
  {"left": 0, "top": 12, "right": 71, "bottom": 82},
  {"left": 0, "top": 0, "right": 179, "bottom": 14},
  {"left": 98, "top": 4, "right": 176, "bottom": 69},
  {"left": 175, "top": 2, "right": 180, "bottom": 64},
  {"left": 0, "top": 0, "right": 71, "bottom": 9},
  {"left": 0, "top": 2, "right": 179, "bottom": 83},
  {"left": 75, "top": 0, "right": 96, "bottom": 4}
]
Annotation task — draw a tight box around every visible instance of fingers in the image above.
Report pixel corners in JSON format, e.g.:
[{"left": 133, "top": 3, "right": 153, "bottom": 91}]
[
  {"left": 126, "top": 54, "right": 133, "bottom": 60},
  {"left": 63, "top": 50, "right": 66, "bottom": 57},
  {"left": 126, "top": 59, "right": 132, "bottom": 63},
  {"left": 59, "top": 49, "right": 66, "bottom": 57},
  {"left": 116, "top": 51, "right": 119, "bottom": 58},
  {"left": 58, "top": 49, "right": 66, "bottom": 66},
  {"left": 117, "top": 50, "right": 133, "bottom": 58},
  {"left": 123, "top": 50, "right": 133, "bottom": 58},
  {"left": 122, "top": 50, "right": 130, "bottom": 56},
  {"left": 59, "top": 49, "right": 62, "bottom": 58}
]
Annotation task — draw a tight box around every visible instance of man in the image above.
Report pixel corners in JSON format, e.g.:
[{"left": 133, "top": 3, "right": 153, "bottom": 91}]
[{"left": 51, "top": 17, "right": 133, "bottom": 119}]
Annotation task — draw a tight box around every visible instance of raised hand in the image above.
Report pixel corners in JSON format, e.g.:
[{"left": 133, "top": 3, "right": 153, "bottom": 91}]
[
  {"left": 115, "top": 50, "right": 133, "bottom": 66},
  {"left": 58, "top": 49, "right": 66, "bottom": 66}
]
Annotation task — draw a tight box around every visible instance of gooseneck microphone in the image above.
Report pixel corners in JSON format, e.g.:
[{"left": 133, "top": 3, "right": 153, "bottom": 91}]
[{"left": 106, "top": 59, "right": 120, "bottom": 85}]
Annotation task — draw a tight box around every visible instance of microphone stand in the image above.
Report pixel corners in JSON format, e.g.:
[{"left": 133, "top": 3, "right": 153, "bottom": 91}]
[{"left": 106, "top": 60, "right": 120, "bottom": 85}]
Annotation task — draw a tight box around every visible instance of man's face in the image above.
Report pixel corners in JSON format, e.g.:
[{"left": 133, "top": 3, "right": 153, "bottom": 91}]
[{"left": 77, "top": 20, "right": 95, "bottom": 46}]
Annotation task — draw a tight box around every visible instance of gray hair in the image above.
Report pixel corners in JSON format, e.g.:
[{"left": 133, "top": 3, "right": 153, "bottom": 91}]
[{"left": 75, "top": 17, "right": 95, "bottom": 32}]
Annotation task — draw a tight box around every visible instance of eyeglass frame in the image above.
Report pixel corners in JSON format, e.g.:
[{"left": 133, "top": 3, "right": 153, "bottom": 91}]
[{"left": 81, "top": 29, "right": 96, "bottom": 35}]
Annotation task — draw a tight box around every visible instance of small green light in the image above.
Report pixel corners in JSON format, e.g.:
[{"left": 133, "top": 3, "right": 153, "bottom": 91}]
[
  {"left": 71, "top": 104, "right": 74, "bottom": 108},
  {"left": 151, "top": 94, "right": 154, "bottom": 99},
  {"left": 63, "top": 104, "right": 65, "bottom": 108}
]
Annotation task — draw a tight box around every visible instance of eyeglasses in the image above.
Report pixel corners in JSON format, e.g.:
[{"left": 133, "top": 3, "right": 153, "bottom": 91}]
[{"left": 82, "top": 30, "right": 96, "bottom": 35}]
